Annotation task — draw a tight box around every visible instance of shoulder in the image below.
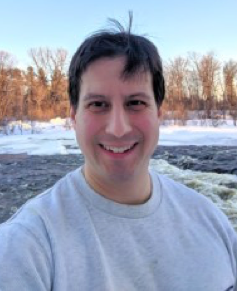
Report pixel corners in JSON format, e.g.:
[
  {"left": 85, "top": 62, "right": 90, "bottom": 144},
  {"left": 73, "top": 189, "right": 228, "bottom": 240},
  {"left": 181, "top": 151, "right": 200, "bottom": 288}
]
[
  {"left": 0, "top": 220, "right": 52, "bottom": 289},
  {"left": 150, "top": 168, "right": 237, "bottom": 235},
  {"left": 151, "top": 168, "right": 219, "bottom": 215},
  {"left": 150, "top": 168, "right": 206, "bottom": 202},
  {"left": 1, "top": 167, "right": 85, "bottom": 234},
  {"left": 152, "top": 168, "right": 237, "bottom": 254}
]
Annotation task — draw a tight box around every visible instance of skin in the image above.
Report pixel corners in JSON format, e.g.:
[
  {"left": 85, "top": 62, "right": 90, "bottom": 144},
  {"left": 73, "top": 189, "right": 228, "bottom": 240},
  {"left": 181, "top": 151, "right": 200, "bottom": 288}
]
[{"left": 71, "top": 57, "right": 162, "bottom": 204}]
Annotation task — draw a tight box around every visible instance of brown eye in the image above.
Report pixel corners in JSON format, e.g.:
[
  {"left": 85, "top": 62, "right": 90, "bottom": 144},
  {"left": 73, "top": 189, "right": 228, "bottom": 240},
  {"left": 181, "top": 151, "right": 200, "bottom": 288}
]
[
  {"left": 88, "top": 101, "right": 109, "bottom": 112},
  {"left": 126, "top": 100, "right": 146, "bottom": 111}
]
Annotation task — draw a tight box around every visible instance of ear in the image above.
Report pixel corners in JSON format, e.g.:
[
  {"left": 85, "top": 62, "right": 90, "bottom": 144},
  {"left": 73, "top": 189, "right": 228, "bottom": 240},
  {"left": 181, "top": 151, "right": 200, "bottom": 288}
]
[
  {"left": 157, "top": 107, "right": 162, "bottom": 119},
  {"left": 70, "top": 106, "right": 77, "bottom": 129}
]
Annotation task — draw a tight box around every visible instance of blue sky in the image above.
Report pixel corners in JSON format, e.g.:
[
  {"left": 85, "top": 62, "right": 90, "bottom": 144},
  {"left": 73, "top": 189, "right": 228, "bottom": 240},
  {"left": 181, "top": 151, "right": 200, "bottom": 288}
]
[{"left": 1, "top": 0, "right": 237, "bottom": 68}]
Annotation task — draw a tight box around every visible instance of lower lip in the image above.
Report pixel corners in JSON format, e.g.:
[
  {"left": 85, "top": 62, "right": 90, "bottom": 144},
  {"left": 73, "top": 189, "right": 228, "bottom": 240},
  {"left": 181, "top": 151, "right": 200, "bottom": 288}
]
[{"left": 99, "top": 144, "right": 137, "bottom": 158}]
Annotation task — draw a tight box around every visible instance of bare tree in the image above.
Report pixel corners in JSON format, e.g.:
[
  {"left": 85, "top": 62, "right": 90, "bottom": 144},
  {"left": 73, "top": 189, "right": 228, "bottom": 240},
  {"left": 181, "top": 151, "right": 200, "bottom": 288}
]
[
  {"left": 0, "top": 51, "right": 15, "bottom": 70},
  {"left": 28, "top": 47, "right": 69, "bottom": 119},
  {"left": 190, "top": 52, "right": 220, "bottom": 120},
  {"left": 164, "top": 57, "right": 189, "bottom": 124},
  {"left": 0, "top": 51, "right": 17, "bottom": 122},
  {"left": 10, "top": 68, "right": 24, "bottom": 120},
  {"left": 223, "top": 60, "right": 237, "bottom": 125},
  {"left": 28, "top": 47, "right": 68, "bottom": 79},
  {"left": 24, "top": 66, "right": 36, "bottom": 120}
]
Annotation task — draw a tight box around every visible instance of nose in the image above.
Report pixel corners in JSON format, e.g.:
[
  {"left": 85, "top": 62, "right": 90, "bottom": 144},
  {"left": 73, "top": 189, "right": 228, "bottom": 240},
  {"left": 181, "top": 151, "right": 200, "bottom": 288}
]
[{"left": 105, "top": 107, "right": 132, "bottom": 137}]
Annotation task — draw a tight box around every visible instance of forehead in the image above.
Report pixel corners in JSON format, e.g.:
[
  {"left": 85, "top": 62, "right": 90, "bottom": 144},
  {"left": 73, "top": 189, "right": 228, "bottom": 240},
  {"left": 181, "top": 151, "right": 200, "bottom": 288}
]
[{"left": 80, "top": 57, "right": 153, "bottom": 92}]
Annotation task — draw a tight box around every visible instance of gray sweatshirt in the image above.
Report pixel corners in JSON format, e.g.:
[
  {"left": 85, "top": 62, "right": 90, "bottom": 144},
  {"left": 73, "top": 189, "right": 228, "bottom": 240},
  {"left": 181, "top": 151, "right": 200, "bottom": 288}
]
[{"left": 0, "top": 168, "right": 236, "bottom": 290}]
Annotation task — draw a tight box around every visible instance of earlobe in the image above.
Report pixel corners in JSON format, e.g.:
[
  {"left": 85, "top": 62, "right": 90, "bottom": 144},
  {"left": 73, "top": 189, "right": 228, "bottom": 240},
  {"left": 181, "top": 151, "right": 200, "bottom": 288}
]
[
  {"left": 70, "top": 107, "right": 77, "bottom": 128},
  {"left": 157, "top": 107, "right": 162, "bottom": 118}
]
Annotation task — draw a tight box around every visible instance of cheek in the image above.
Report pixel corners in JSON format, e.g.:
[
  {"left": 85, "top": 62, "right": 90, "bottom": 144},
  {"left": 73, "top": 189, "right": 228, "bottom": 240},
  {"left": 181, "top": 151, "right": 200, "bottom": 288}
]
[
  {"left": 136, "top": 115, "right": 160, "bottom": 135},
  {"left": 77, "top": 115, "right": 101, "bottom": 142}
]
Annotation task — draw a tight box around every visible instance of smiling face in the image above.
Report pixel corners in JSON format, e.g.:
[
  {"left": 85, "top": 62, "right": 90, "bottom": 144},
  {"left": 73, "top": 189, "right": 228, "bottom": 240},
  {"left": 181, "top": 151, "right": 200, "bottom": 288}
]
[{"left": 71, "top": 57, "right": 161, "bottom": 187}]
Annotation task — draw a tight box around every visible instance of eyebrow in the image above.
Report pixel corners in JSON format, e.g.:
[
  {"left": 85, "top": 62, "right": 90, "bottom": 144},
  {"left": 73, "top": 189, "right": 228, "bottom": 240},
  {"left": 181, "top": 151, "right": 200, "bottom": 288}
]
[
  {"left": 83, "top": 94, "right": 107, "bottom": 101},
  {"left": 128, "top": 92, "right": 151, "bottom": 99},
  {"left": 83, "top": 92, "right": 151, "bottom": 100}
]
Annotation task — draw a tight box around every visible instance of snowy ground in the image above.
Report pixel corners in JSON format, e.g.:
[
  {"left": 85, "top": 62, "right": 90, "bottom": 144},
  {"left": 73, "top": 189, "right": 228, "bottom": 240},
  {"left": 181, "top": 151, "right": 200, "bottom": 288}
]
[{"left": 0, "top": 118, "right": 237, "bottom": 155}]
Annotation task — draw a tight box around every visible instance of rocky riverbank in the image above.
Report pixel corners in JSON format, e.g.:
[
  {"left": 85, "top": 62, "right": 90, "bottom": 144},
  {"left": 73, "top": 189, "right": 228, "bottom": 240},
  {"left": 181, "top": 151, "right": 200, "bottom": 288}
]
[{"left": 0, "top": 145, "right": 237, "bottom": 224}]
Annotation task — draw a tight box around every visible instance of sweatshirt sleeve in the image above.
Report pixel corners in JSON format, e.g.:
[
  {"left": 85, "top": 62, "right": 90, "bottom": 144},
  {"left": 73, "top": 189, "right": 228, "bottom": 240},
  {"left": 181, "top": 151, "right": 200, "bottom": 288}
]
[
  {"left": 0, "top": 222, "right": 52, "bottom": 291},
  {"left": 228, "top": 225, "right": 237, "bottom": 291}
]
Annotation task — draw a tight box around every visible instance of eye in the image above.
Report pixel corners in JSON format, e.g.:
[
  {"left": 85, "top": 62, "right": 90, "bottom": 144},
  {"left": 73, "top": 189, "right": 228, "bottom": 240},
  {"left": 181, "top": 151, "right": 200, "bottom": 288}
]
[
  {"left": 87, "top": 101, "right": 110, "bottom": 112},
  {"left": 126, "top": 100, "right": 147, "bottom": 111}
]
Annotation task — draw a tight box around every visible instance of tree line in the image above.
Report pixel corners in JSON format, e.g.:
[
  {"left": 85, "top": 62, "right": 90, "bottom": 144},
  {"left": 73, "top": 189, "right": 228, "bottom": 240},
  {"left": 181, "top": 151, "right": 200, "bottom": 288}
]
[
  {"left": 163, "top": 52, "right": 237, "bottom": 125},
  {"left": 0, "top": 49, "right": 237, "bottom": 125},
  {"left": 0, "top": 48, "right": 69, "bottom": 123}
]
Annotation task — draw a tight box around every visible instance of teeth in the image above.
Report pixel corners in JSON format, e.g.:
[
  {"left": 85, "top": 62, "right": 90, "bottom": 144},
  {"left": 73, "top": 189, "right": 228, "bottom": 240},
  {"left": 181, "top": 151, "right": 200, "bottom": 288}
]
[{"left": 102, "top": 144, "right": 134, "bottom": 153}]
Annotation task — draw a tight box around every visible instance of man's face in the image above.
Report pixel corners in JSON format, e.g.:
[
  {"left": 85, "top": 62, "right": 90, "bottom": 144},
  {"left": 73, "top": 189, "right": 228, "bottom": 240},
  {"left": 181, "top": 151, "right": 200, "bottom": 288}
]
[{"left": 71, "top": 57, "right": 162, "bottom": 184}]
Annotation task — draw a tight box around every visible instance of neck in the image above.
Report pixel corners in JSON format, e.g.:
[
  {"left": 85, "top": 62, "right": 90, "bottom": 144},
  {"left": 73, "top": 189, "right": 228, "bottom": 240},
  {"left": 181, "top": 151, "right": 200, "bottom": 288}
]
[{"left": 83, "top": 168, "right": 152, "bottom": 205}]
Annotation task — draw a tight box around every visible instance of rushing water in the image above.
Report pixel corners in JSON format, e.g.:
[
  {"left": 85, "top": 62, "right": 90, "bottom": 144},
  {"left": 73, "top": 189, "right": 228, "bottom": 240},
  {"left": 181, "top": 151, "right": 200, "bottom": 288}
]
[{"left": 150, "top": 159, "right": 237, "bottom": 231}]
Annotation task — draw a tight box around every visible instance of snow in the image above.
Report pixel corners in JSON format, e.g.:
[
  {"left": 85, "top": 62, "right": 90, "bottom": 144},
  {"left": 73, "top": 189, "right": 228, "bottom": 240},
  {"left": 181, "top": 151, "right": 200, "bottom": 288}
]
[
  {"left": 160, "top": 126, "right": 237, "bottom": 146},
  {"left": 0, "top": 118, "right": 237, "bottom": 155}
]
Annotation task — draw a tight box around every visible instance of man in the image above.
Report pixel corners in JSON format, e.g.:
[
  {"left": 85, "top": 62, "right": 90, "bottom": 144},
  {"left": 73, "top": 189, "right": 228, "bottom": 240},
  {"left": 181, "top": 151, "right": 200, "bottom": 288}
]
[{"left": 0, "top": 19, "right": 237, "bottom": 291}]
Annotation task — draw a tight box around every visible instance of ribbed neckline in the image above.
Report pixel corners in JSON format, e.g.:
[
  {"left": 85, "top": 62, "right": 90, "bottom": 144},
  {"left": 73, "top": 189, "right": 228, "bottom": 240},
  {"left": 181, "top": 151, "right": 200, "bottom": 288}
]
[{"left": 72, "top": 167, "right": 162, "bottom": 219}]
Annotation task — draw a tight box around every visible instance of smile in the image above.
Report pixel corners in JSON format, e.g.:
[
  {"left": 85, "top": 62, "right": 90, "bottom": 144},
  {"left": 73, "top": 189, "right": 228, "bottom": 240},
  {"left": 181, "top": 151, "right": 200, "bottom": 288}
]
[{"left": 100, "top": 143, "right": 138, "bottom": 153}]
